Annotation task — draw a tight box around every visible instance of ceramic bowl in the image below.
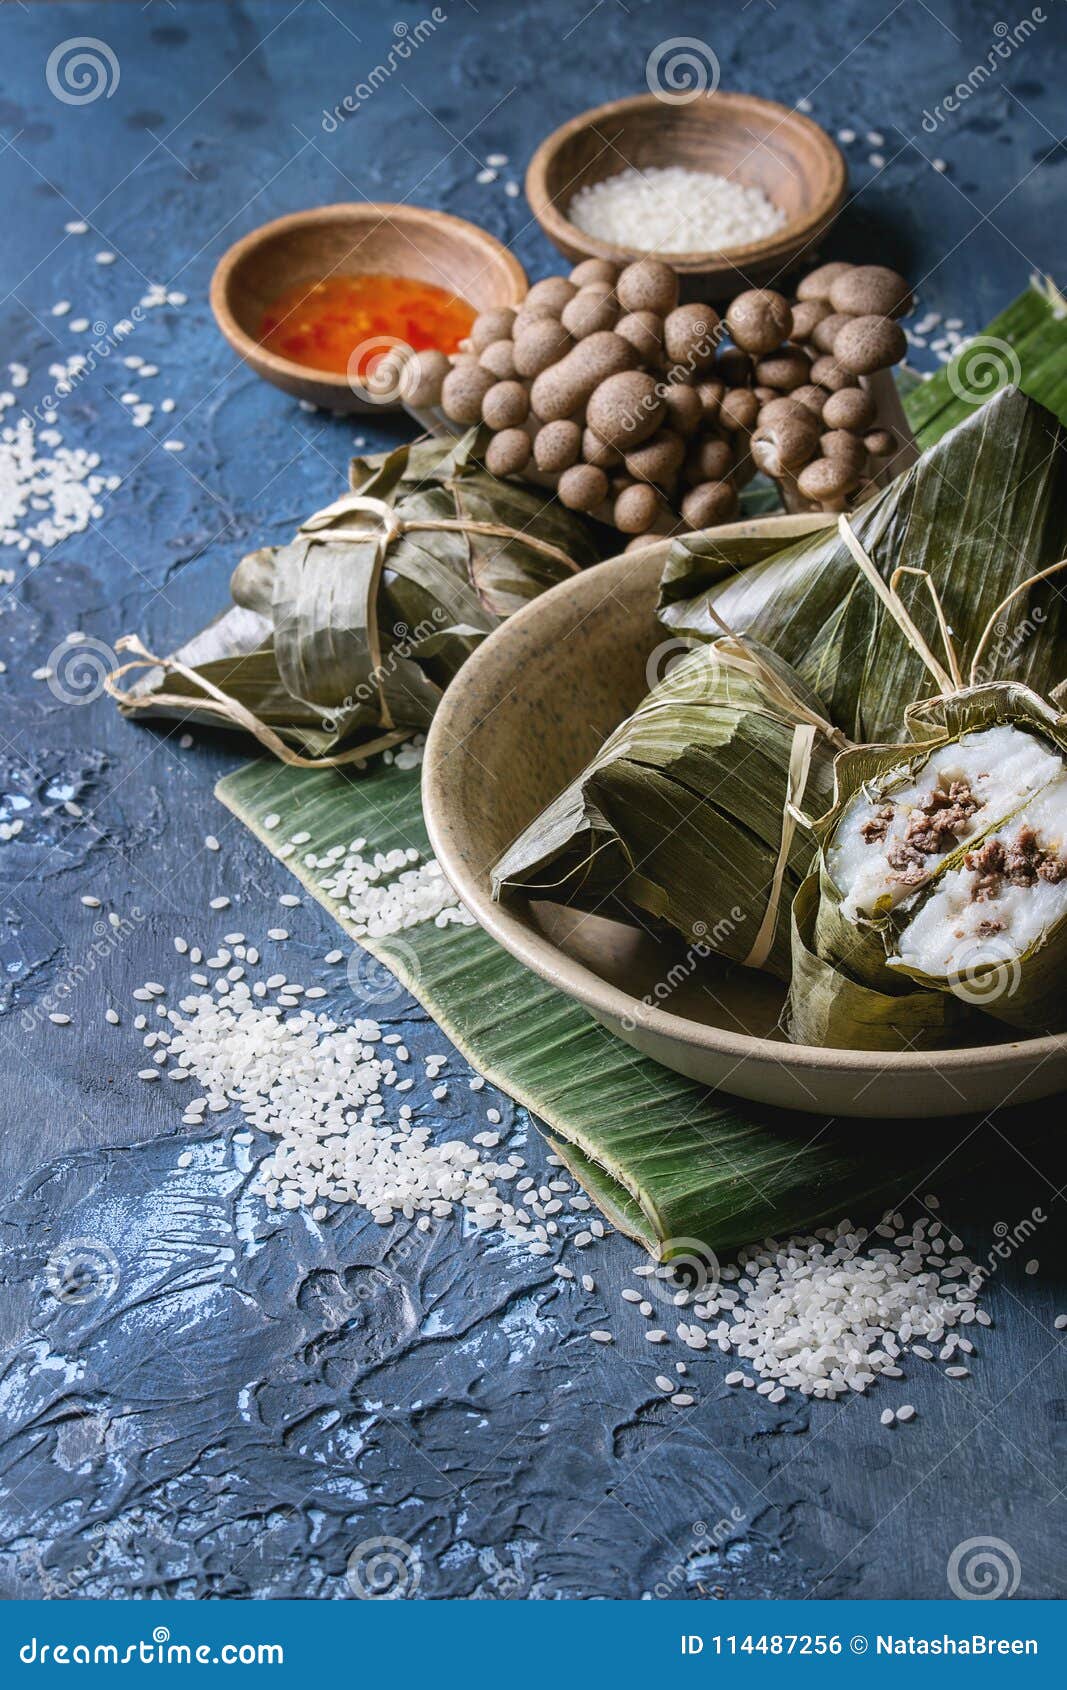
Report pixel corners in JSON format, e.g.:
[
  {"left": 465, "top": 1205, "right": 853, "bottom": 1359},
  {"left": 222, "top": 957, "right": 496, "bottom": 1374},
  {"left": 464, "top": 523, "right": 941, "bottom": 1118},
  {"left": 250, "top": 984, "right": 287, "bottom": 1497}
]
[
  {"left": 422, "top": 529, "right": 1067, "bottom": 1118},
  {"left": 526, "top": 92, "right": 847, "bottom": 295},
  {"left": 210, "top": 202, "right": 527, "bottom": 413}
]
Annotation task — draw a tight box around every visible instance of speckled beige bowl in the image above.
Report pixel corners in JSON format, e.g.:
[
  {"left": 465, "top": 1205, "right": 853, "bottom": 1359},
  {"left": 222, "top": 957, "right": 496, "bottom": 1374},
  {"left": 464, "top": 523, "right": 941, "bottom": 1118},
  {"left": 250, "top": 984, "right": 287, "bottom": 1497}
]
[{"left": 423, "top": 524, "right": 1067, "bottom": 1119}]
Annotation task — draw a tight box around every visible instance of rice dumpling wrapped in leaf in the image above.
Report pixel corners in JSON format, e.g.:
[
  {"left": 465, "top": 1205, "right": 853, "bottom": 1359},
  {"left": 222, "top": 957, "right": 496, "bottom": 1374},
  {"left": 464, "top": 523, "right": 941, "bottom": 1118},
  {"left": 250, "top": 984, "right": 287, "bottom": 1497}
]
[
  {"left": 786, "top": 874, "right": 967, "bottom": 1051},
  {"left": 492, "top": 638, "right": 845, "bottom": 982},
  {"left": 812, "top": 683, "right": 1067, "bottom": 1031}
]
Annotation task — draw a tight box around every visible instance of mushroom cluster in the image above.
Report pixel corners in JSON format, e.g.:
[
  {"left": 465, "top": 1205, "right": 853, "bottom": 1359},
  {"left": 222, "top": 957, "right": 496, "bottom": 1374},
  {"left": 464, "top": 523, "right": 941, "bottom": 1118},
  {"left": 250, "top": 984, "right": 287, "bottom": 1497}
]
[{"left": 406, "top": 259, "right": 912, "bottom": 541}]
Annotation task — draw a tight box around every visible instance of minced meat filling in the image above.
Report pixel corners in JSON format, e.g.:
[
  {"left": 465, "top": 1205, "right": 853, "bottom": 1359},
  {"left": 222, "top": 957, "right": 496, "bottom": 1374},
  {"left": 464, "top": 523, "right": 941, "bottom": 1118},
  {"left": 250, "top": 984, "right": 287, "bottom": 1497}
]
[
  {"left": 876, "top": 779, "right": 981, "bottom": 880},
  {"left": 966, "top": 826, "right": 1067, "bottom": 901}
]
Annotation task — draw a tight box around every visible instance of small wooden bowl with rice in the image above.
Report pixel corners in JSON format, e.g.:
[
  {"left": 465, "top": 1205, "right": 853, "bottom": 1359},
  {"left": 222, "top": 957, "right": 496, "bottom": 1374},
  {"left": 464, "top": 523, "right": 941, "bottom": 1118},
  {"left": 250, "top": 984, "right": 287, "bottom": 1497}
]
[{"left": 526, "top": 92, "right": 847, "bottom": 296}]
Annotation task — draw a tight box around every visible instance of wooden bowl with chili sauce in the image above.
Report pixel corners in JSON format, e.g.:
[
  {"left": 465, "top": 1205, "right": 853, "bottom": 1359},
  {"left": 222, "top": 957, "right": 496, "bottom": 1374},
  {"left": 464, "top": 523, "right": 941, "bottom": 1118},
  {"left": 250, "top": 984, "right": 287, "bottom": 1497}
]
[{"left": 211, "top": 203, "right": 527, "bottom": 414}]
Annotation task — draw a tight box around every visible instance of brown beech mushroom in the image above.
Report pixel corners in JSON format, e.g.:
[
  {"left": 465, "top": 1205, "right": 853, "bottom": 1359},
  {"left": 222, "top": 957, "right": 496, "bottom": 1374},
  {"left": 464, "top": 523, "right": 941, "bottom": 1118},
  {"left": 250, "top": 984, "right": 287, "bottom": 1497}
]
[
  {"left": 809, "top": 355, "right": 859, "bottom": 393},
  {"left": 796, "top": 456, "right": 860, "bottom": 510},
  {"left": 832, "top": 314, "right": 907, "bottom": 375},
  {"left": 625, "top": 531, "right": 668, "bottom": 553},
  {"left": 663, "top": 303, "right": 720, "bottom": 373},
  {"left": 819, "top": 429, "right": 868, "bottom": 475},
  {"left": 570, "top": 258, "right": 619, "bottom": 288},
  {"left": 684, "top": 434, "right": 734, "bottom": 485},
  {"left": 478, "top": 339, "right": 518, "bottom": 380},
  {"left": 624, "top": 429, "right": 685, "bottom": 489},
  {"left": 614, "top": 481, "right": 663, "bottom": 535},
  {"left": 481, "top": 379, "right": 529, "bottom": 431},
  {"left": 726, "top": 289, "right": 793, "bottom": 356},
  {"left": 469, "top": 307, "right": 517, "bottom": 352},
  {"left": 533, "top": 419, "right": 582, "bottom": 474},
  {"left": 405, "top": 349, "right": 451, "bottom": 409},
  {"left": 581, "top": 426, "right": 622, "bottom": 469},
  {"left": 757, "top": 395, "right": 815, "bottom": 427},
  {"left": 751, "top": 412, "right": 820, "bottom": 479},
  {"left": 811, "top": 312, "right": 854, "bottom": 355},
  {"left": 585, "top": 370, "right": 666, "bottom": 449},
  {"left": 715, "top": 347, "right": 753, "bottom": 387},
  {"left": 790, "top": 383, "right": 828, "bottom": 420},
  {"left": 561, "top": 285, "right": 619, "bottom": 339},
  {"left": 682, "top": 480, "right": 739, "bottom": 528},
  {"left": 789, "top": 299, "right": 832, "bottom": 343},
  {"left": 557, "top": 462, "right": 609, "bottom": 512},
  {"left": 661, "top": 381, "right": 702, "bottom": 436},
  {"left": 441, "top": 361, "right": 496, "bottom": 425},
  {"left": 755, "top": 346, "right": 811, "bottom": 392},
  {"left": 512, "top": 299, "right": 564, "bottom": 335},
  {"left": 617, "top": 258, "right": 679, "bottom": 317},
  {"left": 829, "top": 264, "right": 913, "bottom": 320},
  {"left": 485, "top": 428, "right": 531, "bottom": 477},
  {"left": 718, "top": 387, "right": 760, "bottom": 432},
  {"left": 796, "top": 261, "right": 854, "bottom": 301},
  {"left": 615, "top": 311, "right": 665, "bottom": 365},
  {"left": 865, "top": 428, "right": 897, "bottom": 458},
  {"left": 513, "top": 318, "right": 573, "bottom": 378},
  {"left": 821, "top": 386, "right": 876, "bottom": 431},
  {"left": 524, "top": 276, "right": 576, "bottom": 313},
  {"left": 695, "top": 379, "right": 725, "bottom": 422},
  {"left": 529, "top": 331, "right": 638, "bottom": 421}
]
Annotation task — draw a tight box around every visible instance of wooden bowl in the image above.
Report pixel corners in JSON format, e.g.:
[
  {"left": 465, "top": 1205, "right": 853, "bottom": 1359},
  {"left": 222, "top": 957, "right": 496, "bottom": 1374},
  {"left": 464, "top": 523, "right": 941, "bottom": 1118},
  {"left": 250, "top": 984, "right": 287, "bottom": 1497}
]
[
  {"left": 526, "top": 93, "right": 847, "bottom": 296},
  {"left": 210, "top": 203, "right": 527, "bottom": 413},
  {"left": 423, "top": 529, "right": 1067, "bottom": 1119}
]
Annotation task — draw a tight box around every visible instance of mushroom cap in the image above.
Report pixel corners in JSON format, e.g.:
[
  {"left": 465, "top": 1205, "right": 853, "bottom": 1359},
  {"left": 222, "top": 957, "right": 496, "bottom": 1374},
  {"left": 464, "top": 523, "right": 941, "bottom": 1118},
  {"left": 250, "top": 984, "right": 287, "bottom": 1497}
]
[
  {"left": 796, "top": 455, "right": 860, "bottom": 509},
  {"left": 864, "top": 428, "right": 897, "bottom": 458},
  {"left": 663, "top": 302, "right": 720, "bottom": 373},
  {"left": 660, "top": 381, "right": 703, "bottom": 436},
  {"left": 833, "top": 314, "right": 907, "bottom": 375},
  {"left": 718, "top": 387, "right": 760, "bottom": 432},
  {"left": 513, "top": 317, "right": 574, "bottom": 378},
  {"left": 624, "top": 429, "right": 685, "bottom": 489},
  {"left": 512, "top": 299, "right": 564, "bottom": 334},
  {"left": 614, "top": 481, "right": 663, "bottom": 534},
  {"left": 810, "top": 355, "right": 859, "bottom": 393},
  {"left": 615, "top": 310, "right": 665, "bottom": 365},
  {"left": 754, "top": 346, "right": 812, "bottom": 392},
  {"left": 682, "top": 479, "right": 739, "bottom": 529},
  {"left": 570, "top": 258, "right": 619, "bottom": 288},
  {"left": 819, "top": 428, "right": 867, "bottom": 472},
  {"left": 581, "top": 426, "right": 623, "bottom": 468},
  {"left": 624, "top": 530, "right": 668, "bottom": 553},
  {"left": 796, "top": 261, "right": 854, "bottom": 302},
  {"left": 485, "top": 428, "right": 532, "bottom": 477},
  {"left": 557, "top": 462, "right": 609, "bottom": 512},
  {"left": 561, "top": 286, "right": 619, "bottom": 339},
  {"left": 405, "top": 348, "right": 451, "bottom": 409},
  {"left": 790, "top": 383, "right": 828, "bottom": 419},
  {"left": 684, "top": 433, "right": 735, "bottom": 484},
  {"left": 525, "top": 276, "right": 577, "bottom": 311},
  {"left": 789, "top": 298, "right": 833, "bottom": 343},
  {"left": 482, "top": 379, "right": 530, "bottom": 431},
  {"left": 715, "top": 346, "right": 753, "bottom": 387},
  {"left": 469, "top": 307, "right": 518, "bottom": 352},
  {"left": 441, "top": 361, "right": 496, "bottom": 425},
  {"left": 695, "top": 379, "right": 726, "bottom": 421},
  {"left": 586, "top": 370, "right": 666, "bottom": 449},
  {"left": 829, "top": 264, "right": 913, "bottom": 320},
  {"left": 811, "top": 312, "right": 854, "bottom": 355},
  {"left": 533, "top": 418, "right": 582, "bottom": 473},
  {"left": 617, "top": 258, "right": 679, "bottom": 317},
  {"left": 757, "top": 395, "right": 815, "bottom": 427},
  {"left": 478, "top": 339, "right": 519, "bottom": 381},
  {"left": 752, "top": 412, "right": 820, "bottom": 476},
  {"left": 821, "top": 386, "right": 876, "bottom": 431},
  {"left": 726, "top": 289, "right": 793, "bottom": 356}
]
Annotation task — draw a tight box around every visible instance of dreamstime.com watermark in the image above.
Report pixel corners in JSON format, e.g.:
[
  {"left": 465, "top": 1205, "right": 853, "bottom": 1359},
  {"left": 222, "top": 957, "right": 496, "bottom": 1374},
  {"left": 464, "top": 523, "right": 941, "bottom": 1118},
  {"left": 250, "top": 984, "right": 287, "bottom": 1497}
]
[
  {"left": 947, "top": 1536, "right": 1022, "bottom": 1600},
  {"left": 321, "top": 11, "right": 447, "bottom": 132},
  {"left": 19, "top": 1628, "right": 283, "bottom": 1666},
  {"left": 649, "top": 1512, "right": 746, "bottom": 1598},
  {"left": 319, "top": 609, "right": 448, "bottom": 734},
  {"left": 646, "top": 37, "right": 720, "bottom": 104},
  {"left": 19, "top": 907, "right": 145, "bottom": 1034},
  {"left": 21, "top": 311, "right": 145, "bottom": 429},
  {"left": 620, "top": 914, "right": 745, "bottom": 1031},
  {"left": 921, "top": 10, "right": 1046, "bottom": 131},
  {"left": 971, "top": 603, "right": 1045, "bottom": 685},
  {"left": 965, "top": 1206, "right": 1046, "bottom": 1289},
  {"left": 45, "top": 36, "right": 120, "bottom": 105}
]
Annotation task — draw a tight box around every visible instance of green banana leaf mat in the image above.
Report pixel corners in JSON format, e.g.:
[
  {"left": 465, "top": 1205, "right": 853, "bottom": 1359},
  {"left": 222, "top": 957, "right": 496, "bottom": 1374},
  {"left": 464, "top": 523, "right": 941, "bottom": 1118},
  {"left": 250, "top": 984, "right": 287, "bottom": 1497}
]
[{"left": 216, "top": 281, "right": 1067, "bottom": 1257}]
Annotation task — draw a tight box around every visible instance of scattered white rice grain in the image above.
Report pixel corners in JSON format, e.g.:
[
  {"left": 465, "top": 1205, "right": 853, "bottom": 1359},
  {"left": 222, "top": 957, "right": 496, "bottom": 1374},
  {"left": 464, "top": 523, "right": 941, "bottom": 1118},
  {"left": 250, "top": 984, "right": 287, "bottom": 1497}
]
[
  {"left": 209, "top": 896, "right": 230, "bottom": 910},
  {"left": 1025, "top": 1258, "right": 1039, "bottom": 1275},
  {"left": 48, "top": 1013, "right": 71, "bottom": 1025},
  {"left": 880, "top": 1408, "right": 896, "bottom": 1426},
  {"left": 896, "top": 1404, "right": 916, "bottom": 1422},
  {"left": 204, "top": 835, "right": 220, "bottom": 851},
  {"left": 267, "top": 928, "right": 289, "bottom": 941},
  {"left": 590, "top": 1330, "right": 613, "bottom": 1344},
  {"left": 644, "top": 1329, "right": 667, "bottom": 1344},
  {"left": 80, "top": 894, "right": 101, "bottom": 908},
  {"left": 581, "top": 1274, "right": 595, "bottom": 1293},
  {"left": 671, "top": 1392, "right": 694, "bottom": 1407}
]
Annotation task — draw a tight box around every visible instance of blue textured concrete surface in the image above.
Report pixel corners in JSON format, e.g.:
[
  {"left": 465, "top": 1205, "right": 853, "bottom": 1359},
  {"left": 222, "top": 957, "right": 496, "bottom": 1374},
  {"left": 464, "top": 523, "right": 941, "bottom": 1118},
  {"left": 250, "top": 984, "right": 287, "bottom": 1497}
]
[{"left": 0, "top": 0, "right": 1065, "bottom": 1601}]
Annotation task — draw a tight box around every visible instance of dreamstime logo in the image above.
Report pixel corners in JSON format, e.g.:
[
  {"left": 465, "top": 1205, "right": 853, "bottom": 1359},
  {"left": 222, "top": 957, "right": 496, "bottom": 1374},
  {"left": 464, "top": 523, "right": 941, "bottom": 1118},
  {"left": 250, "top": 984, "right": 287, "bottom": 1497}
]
[
  {"left": 347, "top": 336, "right": 422, "bottom": 406},
  {"left": 644, "top": 636, "right": 704, "bottom": 695},
  {"left": 619, "top": 911, "right": 745, "bottom": 1031},
  {"left": 650, "top": 1512, "right": 745, "bottom": 1598},
  {"left": 346, "top": 1535, "right": 421, "bottom": 1599},
  {"left": 322, "top": 10, "right": 447, "bottom": 132},
  {"left": 319, "top": 608, "right": 449, "bottom": 733},
  {"left": 47, "top": 636, "right": 116, "bottom": 706},
  {"left": 946, "top": 335, "right": 1022, "bottom": 405},
  {"left": 921, "top": 9, "right": 1045, "bottom": 131},
  {"left": 644, "top": 1236, "right": 720, "bottom": 1307},
  {"left": 347, "top": 941, "right": 421, "bottom": 1005},
  {"left": 945, "top": 938, "right": 1022, "bottom": 1008},
  {"left": 46, "top": 37, "right": 120, "bottom": 105},
  {"left": 971, "top": 604, "right": 1044, "bottom": 685},
  {"left": 947, "top": 1535, "right": 1021, "bottom": 1600},
  {"left": 45, "top": 1239, "right": 120, "bottom": 1306},
  {"left": 646, "top": 37, "right": 720, "bottom": 104},
  {"left": 968, "top": 1206, "right": 1045, "bottom": 1288}
]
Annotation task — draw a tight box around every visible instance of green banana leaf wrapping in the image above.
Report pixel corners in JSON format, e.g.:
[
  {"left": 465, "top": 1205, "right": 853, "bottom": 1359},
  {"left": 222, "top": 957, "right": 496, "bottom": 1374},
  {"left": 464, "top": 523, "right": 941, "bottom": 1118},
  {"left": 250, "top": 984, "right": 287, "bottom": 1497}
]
[
  {"left": 657, "top": 387, "right": 1067, "bottom": 744},
  {"left": 492, "top": 638, "right": 844, "bottom": 982},
  {"left": 786, "top": 873, "right": 967, "bottom": 1051},
  {"left": 109, "top": 431, "right": 602, "bottom": 762},
  {"left": 811, "top": 683, "right": 1067, "bottom": 1033}
]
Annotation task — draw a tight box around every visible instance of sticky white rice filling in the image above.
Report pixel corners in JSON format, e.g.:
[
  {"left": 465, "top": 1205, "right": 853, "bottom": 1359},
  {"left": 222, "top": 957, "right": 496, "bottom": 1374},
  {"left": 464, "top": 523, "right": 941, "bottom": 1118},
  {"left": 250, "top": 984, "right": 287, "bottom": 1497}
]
[
  {"left": 830, "top": 726, "right": 1061, "bottom": 919},
  {"left": 891, "top": 773, "right": 1067, "bottom": 977}
]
